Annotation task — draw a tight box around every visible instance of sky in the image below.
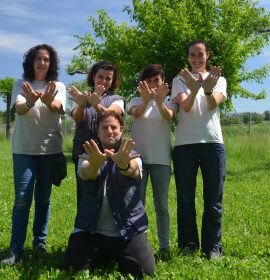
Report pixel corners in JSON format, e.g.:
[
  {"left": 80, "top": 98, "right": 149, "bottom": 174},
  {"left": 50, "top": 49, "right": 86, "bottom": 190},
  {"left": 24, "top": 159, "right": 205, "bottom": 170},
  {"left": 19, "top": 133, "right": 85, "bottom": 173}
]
[{"left": 0, "top": 0, "right": 269, "bottom": 113}]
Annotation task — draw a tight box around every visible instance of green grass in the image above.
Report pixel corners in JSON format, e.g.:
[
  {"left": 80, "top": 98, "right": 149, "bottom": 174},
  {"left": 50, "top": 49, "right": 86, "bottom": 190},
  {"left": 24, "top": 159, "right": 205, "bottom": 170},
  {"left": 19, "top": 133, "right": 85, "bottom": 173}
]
[{"left": 0, "top": 123, "right": 270, "bottom": 279}]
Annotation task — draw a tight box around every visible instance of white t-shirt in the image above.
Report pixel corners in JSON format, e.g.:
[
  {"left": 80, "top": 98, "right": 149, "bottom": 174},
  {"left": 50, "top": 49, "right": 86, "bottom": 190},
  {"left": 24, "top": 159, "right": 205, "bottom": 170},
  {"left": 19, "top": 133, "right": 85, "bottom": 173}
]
[
  {"left": 127, "top": 97, "right": 177, "bottom": 166},
  {"left": 11, "top": 79, "right": 66, "bottom": 155},
  {"left": 171, "top": 73, "right": 227, "bottom": 146}
]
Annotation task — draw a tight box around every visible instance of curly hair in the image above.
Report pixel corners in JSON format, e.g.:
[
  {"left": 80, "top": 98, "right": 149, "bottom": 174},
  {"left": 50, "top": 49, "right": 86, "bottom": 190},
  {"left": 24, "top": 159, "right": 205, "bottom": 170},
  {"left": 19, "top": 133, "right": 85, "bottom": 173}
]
[
  {"left": 22, "top": 44, "right": 59, "bottom": 82},
  {"left": 87, "top": 61, "right": 119, "bottom": 92},
  {"left": 97, "top": 110, "right": 124, "bottom": 129}
]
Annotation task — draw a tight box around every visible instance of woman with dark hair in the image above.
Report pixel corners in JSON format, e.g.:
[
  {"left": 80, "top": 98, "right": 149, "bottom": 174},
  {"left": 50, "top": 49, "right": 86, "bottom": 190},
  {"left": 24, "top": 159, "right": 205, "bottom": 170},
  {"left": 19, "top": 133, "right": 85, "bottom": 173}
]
[
  {"left": 1, "top": 44, "right": 66, "bottom": 265},
  {"left": 171, "top": 39, "right": 227, "bottom": 260},
  {"left": 68, "top": 61, "right": 124, "bottom": 208},
  {"left": 127, "top": 64, "right": 176, "bottom": 259}
]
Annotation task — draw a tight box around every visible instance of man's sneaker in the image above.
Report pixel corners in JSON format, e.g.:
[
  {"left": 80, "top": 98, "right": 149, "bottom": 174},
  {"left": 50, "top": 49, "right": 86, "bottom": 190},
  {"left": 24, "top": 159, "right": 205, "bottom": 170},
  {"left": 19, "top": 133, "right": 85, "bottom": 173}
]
[
  {"left": 1, "top": 251, "right": 22, "bottom": 265},
  {"left": 33, "top": 243, "right": 48, "bottom": 256},
  {"left": 207, "top": 248, "right": 222, "bottom": 260}
]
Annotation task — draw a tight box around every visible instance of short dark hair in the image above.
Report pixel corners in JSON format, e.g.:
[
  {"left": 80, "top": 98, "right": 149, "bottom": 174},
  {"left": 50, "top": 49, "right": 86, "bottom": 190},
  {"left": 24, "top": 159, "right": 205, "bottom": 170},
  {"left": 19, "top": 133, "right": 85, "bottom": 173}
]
[
  {"left": 23, "top": 44, "right": 59, "bottom": 82},
  {"left": 87, "top": 61, "right": 119, "bottom": 92},
  {"left": 139, "top": 64, "right": 165, "bottom": 81},
  {"left": 187, "top": 39, "right": 210, "bottom": 54},
  {"left": 97, "top": 111, "right": 124, "bottom": 129}
]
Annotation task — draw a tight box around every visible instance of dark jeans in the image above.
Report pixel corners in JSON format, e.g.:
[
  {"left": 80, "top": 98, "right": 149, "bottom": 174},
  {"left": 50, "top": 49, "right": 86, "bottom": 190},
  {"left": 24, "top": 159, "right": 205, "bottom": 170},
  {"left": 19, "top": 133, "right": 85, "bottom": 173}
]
[
  {"left": 173, "top": 143, "right": 226, "bottom": 254},
  {"left": 62, "top": 231, "right": 155, "bottom": 278},
  {"left": 73, "top": 159, "right": 82, "bottom": 210}
]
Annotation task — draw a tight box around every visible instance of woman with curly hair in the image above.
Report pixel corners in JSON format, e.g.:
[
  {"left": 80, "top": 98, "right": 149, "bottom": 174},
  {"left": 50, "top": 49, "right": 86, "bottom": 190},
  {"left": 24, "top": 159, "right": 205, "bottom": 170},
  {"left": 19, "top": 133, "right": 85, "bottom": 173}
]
[{"left": 1, "top": 44, "right": 66, "bottom": 265}]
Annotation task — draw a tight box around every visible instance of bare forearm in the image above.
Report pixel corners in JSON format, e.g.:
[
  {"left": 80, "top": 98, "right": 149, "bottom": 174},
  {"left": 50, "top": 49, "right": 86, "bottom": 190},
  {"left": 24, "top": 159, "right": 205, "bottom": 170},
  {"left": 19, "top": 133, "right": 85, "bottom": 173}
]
[
  {"left": 129, "top": 101, "right": 149, "bottom": 118},
  {"left": 179, "top": 92, "right": 197, "bottom": 112},
  {"left": 15, "top": 102, "right": 31, "bottom": 115},
  {"left": 79, "top": 161, "right": 100, "bottom": 180},
  {"left": 157, "top": 103, "right": 174, "bottom": 121},
  {"left": 93, "top": 103, "right": 122, "bottom": 116},
  {"left": 206, "top": 92, "right": 224, "bottom": 110},
  {"left": 118, "top": 159, "right": 140, "bottom": 179},
  {"left": 72, "top": 104, "right": 85, "bottom": 123},
  {"left": 46, "top": 100, "right": 64, "bottom": 114}
]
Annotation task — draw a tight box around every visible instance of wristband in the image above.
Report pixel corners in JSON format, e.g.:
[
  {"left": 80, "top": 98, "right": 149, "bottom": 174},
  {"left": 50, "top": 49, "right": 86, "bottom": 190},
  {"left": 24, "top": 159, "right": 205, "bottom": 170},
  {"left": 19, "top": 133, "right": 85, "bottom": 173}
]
[
  {"left": 118, "top": 162, "right": 130, "bottom": 171},
  {"left": 25, "top": 101, "right": 35, "bottom": 108},
  {"left": 205, "top": 91, "right": 213, "bottom": 96}
]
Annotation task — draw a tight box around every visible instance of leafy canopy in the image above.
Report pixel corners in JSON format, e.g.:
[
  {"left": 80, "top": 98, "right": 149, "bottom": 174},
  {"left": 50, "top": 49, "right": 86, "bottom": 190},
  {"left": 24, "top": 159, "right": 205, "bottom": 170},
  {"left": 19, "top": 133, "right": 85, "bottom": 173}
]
[
  {"left": 67, "top": 0, "right": 270, "bottom": 110},
  {"left": 0, "top": 77, "right": 15, "bottom": 103}
]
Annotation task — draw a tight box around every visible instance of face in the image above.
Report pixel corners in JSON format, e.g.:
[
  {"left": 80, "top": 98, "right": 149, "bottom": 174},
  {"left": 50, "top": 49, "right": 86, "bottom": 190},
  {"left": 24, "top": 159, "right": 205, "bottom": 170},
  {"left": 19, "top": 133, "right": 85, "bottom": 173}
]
[
  {"left": 144, "top": 74, "right": 163, "bottom": 90},
  {"left": 93, "top": 68, "right": 114, "bottom": 92},
  {"left": 188, "top": 43, "right": 209, "bottom": 73},
  {"left": 97, "top": 116, "right": 123, "bottom": 149},
  {"left": 34, "top": 49, "right": 50, "bottom": 81}
]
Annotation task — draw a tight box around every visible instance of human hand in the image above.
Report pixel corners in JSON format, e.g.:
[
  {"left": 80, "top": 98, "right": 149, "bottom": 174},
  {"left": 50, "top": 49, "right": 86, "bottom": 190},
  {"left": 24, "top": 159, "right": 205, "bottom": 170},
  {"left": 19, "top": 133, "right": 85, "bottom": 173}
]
[
  {"left": 152, "top": 83, "right": 169, "bottom": 105},
  {"left": 180, "top": 69, "right": 201, "bottom": 94},
  {"left": 80, "top": 139, "right": 108, "bottom": 169},
  {"left": 67, "top": 86, "right": 87, "bottom": 106},
  {"left": 105, "top": 138, "right": 140, "bottom": 170},
  {"left": 200, "top": 66, "right": 221, "bottom": 94},
  {"left": 94, "top": 84, "right": 106, "bottom": 96},
  {"left": 85, "top": 92, "right": 101, "bottom": 107},
  {"left": 40, "top": 81, "right": 58, "bottom": 106},
  {"left": 22, "top": 81, "right": 41, "bottom": 105},
  {"left": 138, "top": 81, "right": 153, "bottom": 103}
]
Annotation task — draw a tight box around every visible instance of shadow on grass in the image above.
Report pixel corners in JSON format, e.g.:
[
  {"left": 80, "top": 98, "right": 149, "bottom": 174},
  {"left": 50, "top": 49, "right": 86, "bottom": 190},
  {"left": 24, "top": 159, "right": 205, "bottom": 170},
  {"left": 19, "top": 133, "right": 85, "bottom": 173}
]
[{"left": 0, "top": 247, "right": 121, "bottom": 279}]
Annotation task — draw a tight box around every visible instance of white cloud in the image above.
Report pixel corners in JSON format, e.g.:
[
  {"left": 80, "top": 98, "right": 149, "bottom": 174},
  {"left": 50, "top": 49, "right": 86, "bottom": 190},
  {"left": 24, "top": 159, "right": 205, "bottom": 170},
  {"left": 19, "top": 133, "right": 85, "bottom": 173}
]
[
  {"left": 0, "top": 2, "right": 45, "bottom": 21},
  {"left": 0, "top": 30, "right": 78, "bottom": 60}
]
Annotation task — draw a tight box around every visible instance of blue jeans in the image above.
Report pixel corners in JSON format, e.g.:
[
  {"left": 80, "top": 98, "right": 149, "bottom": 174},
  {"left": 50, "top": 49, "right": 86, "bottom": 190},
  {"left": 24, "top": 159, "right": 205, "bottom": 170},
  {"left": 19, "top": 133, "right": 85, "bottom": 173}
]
[
  {"left": 140, "top": 164, "right": 171, "bottom": 249},
  {"left": 11, "top": 154, "right": 54, "bottom": 255},
  {"left": 173, "top": 144, "right": 226, "bottom": 254}
]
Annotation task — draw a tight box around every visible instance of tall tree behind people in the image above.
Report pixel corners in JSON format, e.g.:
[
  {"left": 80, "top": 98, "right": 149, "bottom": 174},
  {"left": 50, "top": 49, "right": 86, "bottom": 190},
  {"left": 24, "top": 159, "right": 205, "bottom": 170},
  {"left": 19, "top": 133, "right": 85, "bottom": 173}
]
[{"left": 66, "top": 0, "right": 270, "bottom": 110}]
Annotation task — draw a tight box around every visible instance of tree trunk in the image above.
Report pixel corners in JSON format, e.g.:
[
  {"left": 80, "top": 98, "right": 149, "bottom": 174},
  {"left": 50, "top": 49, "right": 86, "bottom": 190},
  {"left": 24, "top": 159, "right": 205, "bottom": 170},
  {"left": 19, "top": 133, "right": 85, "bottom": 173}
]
[{"left": 5, "top": 92, "right": 11, "bottom": 140}]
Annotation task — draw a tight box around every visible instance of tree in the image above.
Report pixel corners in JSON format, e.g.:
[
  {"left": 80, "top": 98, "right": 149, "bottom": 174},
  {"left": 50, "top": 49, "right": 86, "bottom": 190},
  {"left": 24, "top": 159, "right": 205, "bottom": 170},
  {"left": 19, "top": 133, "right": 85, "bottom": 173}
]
[
  {"left": 0, "top": 77, "right": 15, "bottom": 139},
  {"left": 263, "top": 110, "right": 270, "bottom": 121},
  {"left": 67, "top": 0, "right": 270, "bottom": 110}
]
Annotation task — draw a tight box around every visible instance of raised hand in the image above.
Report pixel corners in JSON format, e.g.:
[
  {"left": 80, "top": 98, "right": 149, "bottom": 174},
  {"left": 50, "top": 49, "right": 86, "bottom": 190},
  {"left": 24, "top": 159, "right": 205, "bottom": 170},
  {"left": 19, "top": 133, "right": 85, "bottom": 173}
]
[
  {"left": 201, "top": 66, "right": 221, "bottom": 93},
  {"left": 67, "top": 86, "right": 87, "bottom": 106},
  {"left": 94, "top": 84, "right": 106, "bottom": 96},
  {"left": 22, "top": 81, "right": 41, "bottom": 105},
  {"left": 80, "top": 139, "right": 108, "bottom": 169},
  {"left": 138, "top": 81, "right": 153, "bottom": 103},
  {"left": 85, "top": 92, "right": 101, "bottom": 107},
  {"left": 153, "top": 83, "right": 169, "bottom": 105},
  {"left": 40, "top": 81, "right": 58, "bottom": 106},
  {"left": 105, "top": 138, "right": 140, "bottom": 170},
  {"left": 180, "top": 68, "right": 201, "bottom": 94}
]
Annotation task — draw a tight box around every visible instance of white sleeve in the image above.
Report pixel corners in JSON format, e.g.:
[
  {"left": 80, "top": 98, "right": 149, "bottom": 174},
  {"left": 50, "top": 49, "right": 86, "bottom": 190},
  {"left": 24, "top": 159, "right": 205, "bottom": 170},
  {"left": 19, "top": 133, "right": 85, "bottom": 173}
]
[
  {"left": 164, "top": 96, "right": 178, "bottom": 113},
  {"left": 126, "top": 97, "right": 141, "bottom": 112},
  {"left": 213, "top": 77, "right": 227, "bottom": 98},
  {"left": 77, "top": 155, "right": 87, "bottom": 176},
  {"left": 134, "top": 157, "right": 143, "bottom": 179},
  {"left": 55, "top": 82, "right": 67, "bottom": 110},
  {"left": 111, "top": 98, "right": 124, "bottom": 113},
  {"left": 11, "top": 79, "right": 25, "bottom": 108},
  {"left": 171, "top": 76, "right": 187, "bottom": 99}
]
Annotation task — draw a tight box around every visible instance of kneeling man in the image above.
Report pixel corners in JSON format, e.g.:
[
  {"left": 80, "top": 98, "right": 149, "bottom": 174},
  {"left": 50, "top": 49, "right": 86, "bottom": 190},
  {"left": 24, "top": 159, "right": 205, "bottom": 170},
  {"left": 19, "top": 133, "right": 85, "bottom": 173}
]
[{"left": 62, "top": 111, "right": 155, "bottom": 278}]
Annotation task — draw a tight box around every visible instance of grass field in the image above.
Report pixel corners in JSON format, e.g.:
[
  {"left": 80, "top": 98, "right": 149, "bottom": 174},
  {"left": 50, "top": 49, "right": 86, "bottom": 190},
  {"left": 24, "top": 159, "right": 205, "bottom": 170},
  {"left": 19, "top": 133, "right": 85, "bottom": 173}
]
[{"left": 0, "top": 123, "right": 269, "bottom": 279}]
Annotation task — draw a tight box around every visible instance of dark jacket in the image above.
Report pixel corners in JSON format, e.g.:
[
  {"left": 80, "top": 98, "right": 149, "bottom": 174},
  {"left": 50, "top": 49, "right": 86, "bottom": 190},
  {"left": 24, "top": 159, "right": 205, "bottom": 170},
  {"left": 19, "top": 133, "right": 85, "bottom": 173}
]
[{"left": 74, "top": 155, "right": 148, "bottom": 241}]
